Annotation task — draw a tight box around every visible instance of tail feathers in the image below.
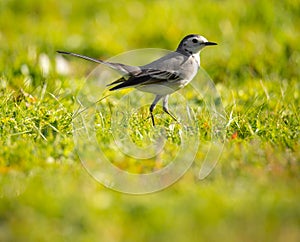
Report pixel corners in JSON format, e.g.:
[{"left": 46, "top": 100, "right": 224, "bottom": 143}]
[
  {"left": 57, "top": 51, "right": 104, "bottom": 64},
  {"left": 57, "top": 50, "right": 141, "bottom": 75}
]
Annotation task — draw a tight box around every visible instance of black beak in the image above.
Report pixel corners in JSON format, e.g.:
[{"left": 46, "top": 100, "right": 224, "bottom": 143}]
[{"left": 204, "top": 41, "right": 217, "bottom": 46}]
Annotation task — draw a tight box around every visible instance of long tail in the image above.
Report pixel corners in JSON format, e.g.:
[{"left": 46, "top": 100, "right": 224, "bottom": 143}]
[
  {"left": 57, "top": 51, "right": 104, "bottom": 64},
  {"left": 57, "top": 50, "right": 140, "bottom": 75}
]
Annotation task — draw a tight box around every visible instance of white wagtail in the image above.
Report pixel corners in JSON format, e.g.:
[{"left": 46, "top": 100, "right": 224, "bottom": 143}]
[{"left": 58, "top": 34, "right": 217, "bottom": 126}]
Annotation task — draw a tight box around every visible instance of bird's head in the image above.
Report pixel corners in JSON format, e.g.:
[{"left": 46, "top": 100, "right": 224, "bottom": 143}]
[{"left": 176, "top": 34, "right": 217, "bottom": 55}]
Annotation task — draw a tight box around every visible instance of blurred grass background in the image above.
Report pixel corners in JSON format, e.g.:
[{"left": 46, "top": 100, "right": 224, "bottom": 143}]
[{"left": 0, "top": 0, "right": 299, "bottom": 241}]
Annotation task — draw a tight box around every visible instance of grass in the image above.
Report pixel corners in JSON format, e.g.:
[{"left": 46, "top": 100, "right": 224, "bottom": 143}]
[{"left": 0, "top": 0, "right": 300, "bottom": 241}]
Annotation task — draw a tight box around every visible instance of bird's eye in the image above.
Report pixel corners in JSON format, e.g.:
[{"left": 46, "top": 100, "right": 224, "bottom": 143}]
[{"left": 192, "top": 38, "right": 198, "bottom": 43}]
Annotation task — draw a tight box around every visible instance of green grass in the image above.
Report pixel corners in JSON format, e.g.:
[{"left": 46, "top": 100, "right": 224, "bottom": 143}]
[{"left": 0, "top": 0, "right": 300, "bottom": 241}]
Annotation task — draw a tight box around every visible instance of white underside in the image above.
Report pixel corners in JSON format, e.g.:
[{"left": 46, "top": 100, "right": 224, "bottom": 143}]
[{"left": 136, "top": 79, "right": 192, "bottom": 96}]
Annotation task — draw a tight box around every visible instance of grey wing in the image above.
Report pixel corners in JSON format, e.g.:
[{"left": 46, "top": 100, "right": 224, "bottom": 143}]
[{"left": 108, "top": 69, "right": 182, "bottom": 91}]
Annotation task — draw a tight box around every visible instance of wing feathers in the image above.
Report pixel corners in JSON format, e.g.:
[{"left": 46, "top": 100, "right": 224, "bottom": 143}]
[{"left": 109, "top": 69, "right": 181, "bottom": 91}]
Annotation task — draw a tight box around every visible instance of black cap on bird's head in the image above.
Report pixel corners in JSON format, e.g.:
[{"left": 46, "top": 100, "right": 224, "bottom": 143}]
[{"left": 177, "top": 34, "right": 217, "bottom": 55}]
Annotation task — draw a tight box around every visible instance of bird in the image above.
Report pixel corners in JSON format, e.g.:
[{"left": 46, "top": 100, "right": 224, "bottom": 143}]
[{"left": 57, "top": 34, "right": 217, "bottom": 126}]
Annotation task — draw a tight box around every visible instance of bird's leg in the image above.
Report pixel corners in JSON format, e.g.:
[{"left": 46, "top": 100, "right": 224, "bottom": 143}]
[
  {"left": 149, "top": 95, "right": 162, "bottom": 126},
  {"left": 162, "top": 95, "right": 178, "bottom": 122}
]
